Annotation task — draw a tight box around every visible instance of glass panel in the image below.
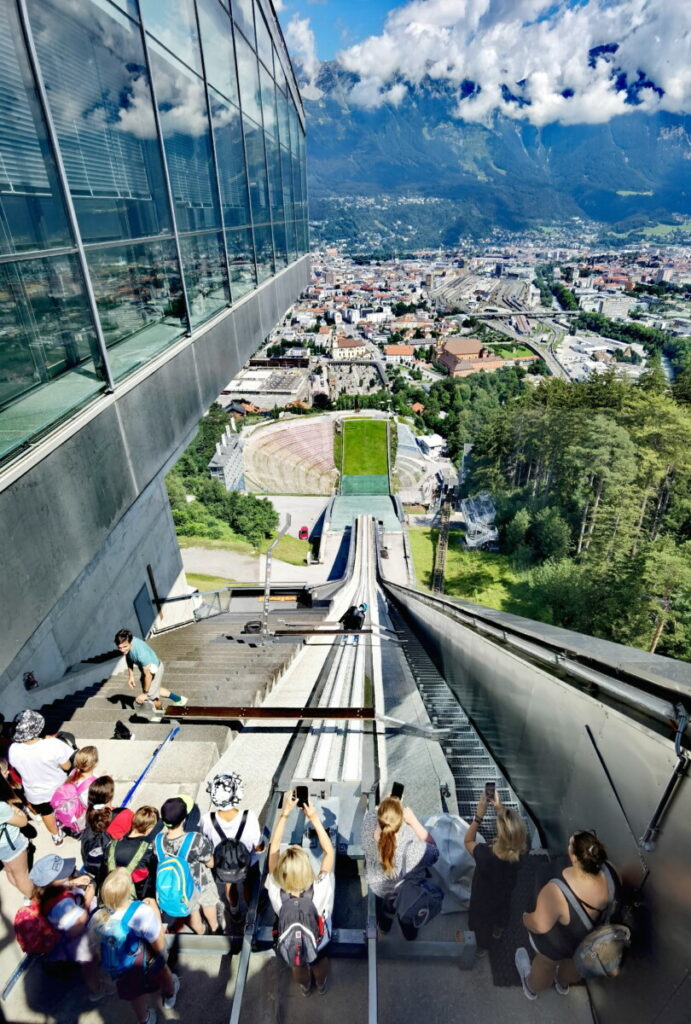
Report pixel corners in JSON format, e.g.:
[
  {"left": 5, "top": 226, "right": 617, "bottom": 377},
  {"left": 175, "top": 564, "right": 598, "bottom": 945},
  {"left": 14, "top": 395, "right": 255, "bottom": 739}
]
[
  {"left": 86, "top": 237, "right": 186, "bottom": 379},
  {"left": 277, "top": 88, "right": 290, "bottom": 151},
  {"left": 242, "top": 115, "right": 273, "bottom": 280},
  {"left": 208, "top": 89, "right": 252, "bottom": 230},
  {"left": 28, "top": 0, "right": 173, "bottom": 244},
  {"left": 196, "top": 0, "right": 239, "bottom": 106},
  {"left": 225, "top": 226, "right": 256, "bottom": 297},
  {"left": 178, "top": 230, "right": 229, "bottom": 326},
  {"left": 0, "top": 253, "right": 105, "bottom": 462},
  {"left": 0, "top": 0, "right": 75, "bottom": 255},
  {"left": 280, "top": 146, "right": 296, "bottom": 259},
  {"left": 138, "top": 0, "right": 202, "bottom": 74},
  {"left": 259, "top": 65, "right": 278, "bottom": 137},
  {"left": 148, "top": 48, "right": 221, "bottom": 233},
  {"left": 230, "top": 0, "right": 255, "bottom": 46},
  {"left": 234, "top": 30, "right": 262, "bottom": 124},
  {"left": 254, "top": 6, "right": 273, "bottom": 72},
  {"left": 264, "top": 133, "right": 286, "bottom": 268}
]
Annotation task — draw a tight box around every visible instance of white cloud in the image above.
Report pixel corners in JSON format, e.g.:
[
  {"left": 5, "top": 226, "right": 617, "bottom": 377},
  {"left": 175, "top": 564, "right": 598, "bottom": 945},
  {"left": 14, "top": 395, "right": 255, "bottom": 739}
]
[
  {"left": 285, "top": 13, "right": 322, "bottom": 96},
  {"left": 337, "top": 0, "right": 691, "bottom": 126}
]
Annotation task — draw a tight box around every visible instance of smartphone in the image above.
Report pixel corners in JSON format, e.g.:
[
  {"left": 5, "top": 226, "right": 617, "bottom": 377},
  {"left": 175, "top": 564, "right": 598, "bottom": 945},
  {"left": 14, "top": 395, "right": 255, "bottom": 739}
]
[
  {"left": 391, "top": 781, "right": 404, "bottom": 800},
  {"left": 295, "top": 785, "right": 309, "bottom": 808},
  {"left": 485, "top": 781, "right": 496, "bottom": 800}
]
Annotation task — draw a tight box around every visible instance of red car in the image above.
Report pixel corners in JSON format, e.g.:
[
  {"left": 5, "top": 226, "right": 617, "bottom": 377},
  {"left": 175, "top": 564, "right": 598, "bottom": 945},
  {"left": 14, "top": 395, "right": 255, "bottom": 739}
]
[{"left": 298, "top": 526, "right": 309, "bottom": 541}]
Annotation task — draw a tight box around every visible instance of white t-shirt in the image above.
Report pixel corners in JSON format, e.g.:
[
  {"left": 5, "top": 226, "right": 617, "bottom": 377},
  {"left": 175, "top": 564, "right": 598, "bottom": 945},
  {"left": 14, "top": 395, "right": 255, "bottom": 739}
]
[
  {"left": 266, "top": 870, "right": 335, "bottom": 949},
  {"left": 200, "top": 809, "right": 262, "bottom": 865},
  {"left": 9, "top": 737, "right": 74, "bottom": 803}
]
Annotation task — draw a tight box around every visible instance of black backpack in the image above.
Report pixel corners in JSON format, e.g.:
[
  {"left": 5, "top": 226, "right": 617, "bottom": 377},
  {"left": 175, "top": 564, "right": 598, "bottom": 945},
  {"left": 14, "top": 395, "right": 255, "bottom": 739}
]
[
  {"left": 211, "top": 810, "right": 251, "bottom": 883},
  {"left": 394, "top": 865, "right": 444, "bottom": 929},
  {"left": 274, "top": 886, "right": 324, "bottom": 967}
]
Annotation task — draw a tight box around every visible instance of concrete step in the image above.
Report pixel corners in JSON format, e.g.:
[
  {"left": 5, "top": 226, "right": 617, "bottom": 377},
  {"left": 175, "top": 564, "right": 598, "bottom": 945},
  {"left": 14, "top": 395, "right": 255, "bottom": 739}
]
[{"left": 46, "top": 721, "right": 235, "bottom": 749}]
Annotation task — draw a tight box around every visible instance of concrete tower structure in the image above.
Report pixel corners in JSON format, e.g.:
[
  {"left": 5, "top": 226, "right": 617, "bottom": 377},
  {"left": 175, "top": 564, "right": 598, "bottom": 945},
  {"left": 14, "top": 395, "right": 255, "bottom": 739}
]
[{"left": 0, "top": 0, "right": 310, "bottom": 710}]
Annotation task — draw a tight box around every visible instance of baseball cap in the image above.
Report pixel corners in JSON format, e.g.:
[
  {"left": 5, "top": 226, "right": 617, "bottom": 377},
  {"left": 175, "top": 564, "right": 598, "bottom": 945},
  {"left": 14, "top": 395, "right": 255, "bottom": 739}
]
[{"left": 30, "top": 854, "right": 77, "bottom": 887}]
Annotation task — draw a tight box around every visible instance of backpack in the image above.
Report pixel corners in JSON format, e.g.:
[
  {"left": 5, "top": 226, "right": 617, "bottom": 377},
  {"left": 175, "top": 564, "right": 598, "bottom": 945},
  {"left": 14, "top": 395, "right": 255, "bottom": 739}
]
[
  {"left": 394, "top": 866, "right": 444, "bottom": 930},
  {"left": 552, "top": 865, "right": 631, "bottom": 978},
  {"left": 154, "top": 832, "right": 197, "bottom": 917},
  {"left": 50, "top": 775, "right": 94, "bottom": 835},
  {"left": 274, "top": 886, "right": 324, "bottom": 967},
  {"left": 14, "top": 891, "right": 72, "bottom": 955},
  {"left": 81, "top": 826, "right": 111, "bottom": 878},
  {"left": 95, "top": 902, "right": 143, "bottom": 977},
  {"left": 211, "top": 810, "right": 251, "bottom": 884},
  {"left": 106, "top": 839, "right": 150, "bottom": 893}
]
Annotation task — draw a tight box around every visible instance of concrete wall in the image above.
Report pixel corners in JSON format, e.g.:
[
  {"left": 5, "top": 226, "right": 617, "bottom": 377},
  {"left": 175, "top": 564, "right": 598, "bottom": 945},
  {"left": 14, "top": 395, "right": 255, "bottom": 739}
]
[
  {"left": 0, "top": 256, "right": 310, "bottom": 708},
  {"left": 387, "top": 584, "right": 691, "bottom": 1024}
]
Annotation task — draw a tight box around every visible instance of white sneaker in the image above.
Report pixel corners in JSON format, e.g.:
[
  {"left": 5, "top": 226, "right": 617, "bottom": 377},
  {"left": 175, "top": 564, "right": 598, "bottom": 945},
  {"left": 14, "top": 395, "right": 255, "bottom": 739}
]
[
  {"left": 170, "top": 695, "right": 188, "bottom": 707},
  {"left": 163, "top": 973, "right": 180, "bottom": 1010},
  {"left": 140, "top": 1010, "right": 156, "bottom": 1024},
  {"left": 51, "top": 828, "right": 64, "bottom": 846},
  {"left": 554, "top": 974, "right": 570, "bottom": 996},
  {"left": 515, "top": 948, "right": 537, "bottom": 1000}
]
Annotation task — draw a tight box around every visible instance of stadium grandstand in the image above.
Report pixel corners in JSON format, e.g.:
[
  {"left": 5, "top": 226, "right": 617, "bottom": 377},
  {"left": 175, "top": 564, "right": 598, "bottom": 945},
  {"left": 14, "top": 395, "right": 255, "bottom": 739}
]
[{"left": 243, "top": 417, "right": 338, "bottom": 494}]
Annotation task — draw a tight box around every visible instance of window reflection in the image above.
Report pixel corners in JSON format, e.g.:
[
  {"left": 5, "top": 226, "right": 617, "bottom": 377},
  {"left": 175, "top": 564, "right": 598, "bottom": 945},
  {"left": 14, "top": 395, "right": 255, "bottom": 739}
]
[
  {"left": 85, "top": 238, "right": 186, "bottom": 379},
  {"left": 230, "top": 0, "right": 255, "bottom": 46},
  {"left": 234, "top": 31, "right": 262, "bottom": 125},
  {"left": 225, "top": 226, "right": 256, "bottom": 298},
  {"left": 0, "top": 254, "right": 106, "bottom": 460},
  {"left": 0, "top": 1, "right": 74, "bottom": 254},
  {"left": 264, "top": 134, "right": 286, "bottom": 268},
  {"left": 208, "top": 90, "right": 252, "bottom": 230},
  {"left": 196, "top": 0, "right": 239, "bottom": 106},
  {"left": 28, "top": 0, "right": 173, "bottom": 244},
  {"left": 138, "top": 0, "right": 202, "bottom": 74},
  {"left": 243, "top": 115, "right": 274, "bottom": 281},
  {"left": 178, "top": 230, "right": 229, "bottom": 326},
  {"left": 148, "top": 47, "right": 221, "bottom": 233},
  {"left": 259, "top": 65, "right": 278, "bottom": 137},
  {"left": 254, "top": 7, "right": 273, "bottom": 72}
]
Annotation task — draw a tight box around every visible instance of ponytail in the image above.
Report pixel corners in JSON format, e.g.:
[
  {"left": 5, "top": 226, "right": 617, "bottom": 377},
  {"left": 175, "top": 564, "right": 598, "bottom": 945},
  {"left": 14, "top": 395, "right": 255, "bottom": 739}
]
[{"left": 376, "top": 797, "right": 403, "bottom": 876}]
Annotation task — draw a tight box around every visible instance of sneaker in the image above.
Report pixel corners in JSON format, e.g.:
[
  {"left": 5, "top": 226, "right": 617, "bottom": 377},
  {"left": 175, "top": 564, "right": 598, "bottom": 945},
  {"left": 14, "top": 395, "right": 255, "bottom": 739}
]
[
  {"left": 554, "top": 975, "right": 570, "bottom": 996},
  {"left": 163, "top": 973, "right": 180, "bottom": 1010},
  {"left": 316, "top": 976, "right": 328, "bottom": 995},
  {"left": 515, "top": 948, "right": 537, "bottom": 1001},
  {"left": 140, "top": 1010, "right": 157, "bottom": 1024},
  {"left": 300, "top": 978, "right": 312, "bottom": 997},
  {"left": 51, "top": 828, "right": 64, "bottom": 846},
  {"left": 89, "top": 979, "right": 115, "bottom": 1003},
  {"left": 170, "top": 695, "right": 188, "bottom": 707}
]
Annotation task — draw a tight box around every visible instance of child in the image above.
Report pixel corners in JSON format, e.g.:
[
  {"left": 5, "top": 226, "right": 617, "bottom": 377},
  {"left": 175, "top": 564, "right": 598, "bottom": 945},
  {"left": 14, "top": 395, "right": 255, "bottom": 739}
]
[
  {"left": 156, "top": 796, "right": 218, "bottom": 935},
  {"left": 50, "top": 746, "right": 99, "bottom": 836},
  {"left": 200, "top": 772, "right": 263, "bottom": 924},
  {"left": 106, "top": 806, "right": 161, "bottom": 900}
]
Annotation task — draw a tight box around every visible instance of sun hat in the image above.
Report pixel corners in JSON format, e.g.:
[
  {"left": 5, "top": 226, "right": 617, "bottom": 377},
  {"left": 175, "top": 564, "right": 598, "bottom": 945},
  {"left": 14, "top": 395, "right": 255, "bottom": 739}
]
[
  {"left": 206, "top": 772, "right": 244, "bottom": 809},
  {"left": 13, "top": 710, "right": 45, "bottom": 743},
  {"left": 30, "top": 854, "right": 77, "bottom": 887}
]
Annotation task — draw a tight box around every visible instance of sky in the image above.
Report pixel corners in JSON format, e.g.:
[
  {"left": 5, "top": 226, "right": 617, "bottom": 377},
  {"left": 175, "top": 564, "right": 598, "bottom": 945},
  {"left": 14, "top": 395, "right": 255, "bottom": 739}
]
[{"left": 276, "top": 0, "right": 691, "bottom": 127}]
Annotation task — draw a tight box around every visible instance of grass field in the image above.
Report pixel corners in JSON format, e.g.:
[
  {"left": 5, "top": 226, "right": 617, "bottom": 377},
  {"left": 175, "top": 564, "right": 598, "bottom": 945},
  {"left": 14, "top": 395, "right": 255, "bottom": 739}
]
[
  {"left": 486, "top": 343, "right": 535, "bottom": 358},
  {"left": 178, "top": 532, "right": 310, "bottom": 565},
  {"left": 343, "top": 419, "right": 388, "bottom": 476},
  {"left": 408, "top": 527, "right": 549, "bottom": 620},
  {"left": 186, "top": 573, "right": 235, "bottom": 590}
]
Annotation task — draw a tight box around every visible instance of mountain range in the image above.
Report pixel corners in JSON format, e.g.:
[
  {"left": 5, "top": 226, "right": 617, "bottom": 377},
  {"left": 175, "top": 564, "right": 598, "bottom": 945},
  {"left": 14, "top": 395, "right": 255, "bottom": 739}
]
[{"left": 304, "top": 62, "right": 691, "bottom": 245}]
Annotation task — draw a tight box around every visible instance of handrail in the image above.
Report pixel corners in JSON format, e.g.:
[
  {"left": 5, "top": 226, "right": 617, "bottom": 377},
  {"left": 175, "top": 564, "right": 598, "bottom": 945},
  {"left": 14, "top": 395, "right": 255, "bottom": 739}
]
[{"left": 383, "top": 580, "right": 691, "bottom": 731}]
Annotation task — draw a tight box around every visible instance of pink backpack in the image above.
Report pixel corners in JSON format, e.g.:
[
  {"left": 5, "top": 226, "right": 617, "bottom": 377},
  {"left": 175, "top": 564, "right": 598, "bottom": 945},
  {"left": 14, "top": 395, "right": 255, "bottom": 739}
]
[{"left": 50, "top": 774, "right": 95, "bottom": 834}]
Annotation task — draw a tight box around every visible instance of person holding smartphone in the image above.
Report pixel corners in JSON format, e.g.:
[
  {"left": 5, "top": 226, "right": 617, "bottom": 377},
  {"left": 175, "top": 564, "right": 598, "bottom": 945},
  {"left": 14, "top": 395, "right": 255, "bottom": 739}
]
[
  {"left": 361, "top": 789, "right": 436, "bottom": 940},
  {"left": 463, "top": 785, "right": 527, "bottom": 955}
]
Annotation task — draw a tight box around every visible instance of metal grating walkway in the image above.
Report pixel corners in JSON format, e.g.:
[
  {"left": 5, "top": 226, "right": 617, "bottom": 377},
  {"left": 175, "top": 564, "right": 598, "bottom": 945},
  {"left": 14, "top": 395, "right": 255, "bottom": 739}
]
[{"left": 388, "top": 603, "right": 538, "bottom": 847}]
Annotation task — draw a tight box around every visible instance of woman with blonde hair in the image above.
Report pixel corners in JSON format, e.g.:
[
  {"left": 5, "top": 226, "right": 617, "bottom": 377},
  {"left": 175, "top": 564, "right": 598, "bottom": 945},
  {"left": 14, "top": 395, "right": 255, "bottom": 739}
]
[
  {"left": 90, "top": 867, "right": 179, "bottom": 1024},
  {"left": 266, "top": 790, "right": 334, "bottom": 995},
  {"left": 361, "top": 792, "right": 435, "bottom": 939},
  {"left": 464, "top": 788, "right": 528, "bottom": 954}
]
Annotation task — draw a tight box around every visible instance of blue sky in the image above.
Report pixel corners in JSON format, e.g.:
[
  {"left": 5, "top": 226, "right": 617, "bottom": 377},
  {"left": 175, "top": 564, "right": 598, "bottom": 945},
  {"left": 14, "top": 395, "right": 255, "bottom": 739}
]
[{"left": 279, "top": 0, "right": 391, "bottom": 60}]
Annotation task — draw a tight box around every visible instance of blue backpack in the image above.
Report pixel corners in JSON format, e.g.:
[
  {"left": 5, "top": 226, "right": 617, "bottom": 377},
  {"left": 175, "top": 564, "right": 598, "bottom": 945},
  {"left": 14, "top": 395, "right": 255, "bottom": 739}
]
[
  {"left": 154, "top": 832, "right": 197, "bottom": 917},
  {"left": 96, "top": 902, "right": 143, "bottom": 976}
]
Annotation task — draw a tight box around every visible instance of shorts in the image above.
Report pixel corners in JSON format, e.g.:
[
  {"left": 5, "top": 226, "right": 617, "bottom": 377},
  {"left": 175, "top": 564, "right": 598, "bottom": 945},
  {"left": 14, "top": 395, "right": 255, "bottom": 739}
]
[
  {"left": 115, "top": 950, "right": 167, "bottom": 1001},
  {"left": 142, "top": 662, "right": 164, "bottom": 700},
  {"left": 0, "top": 832, "right": 29, "bottom": 864},
  {"left": 31, "top": 801, "right": 55, "bottom": 817}
]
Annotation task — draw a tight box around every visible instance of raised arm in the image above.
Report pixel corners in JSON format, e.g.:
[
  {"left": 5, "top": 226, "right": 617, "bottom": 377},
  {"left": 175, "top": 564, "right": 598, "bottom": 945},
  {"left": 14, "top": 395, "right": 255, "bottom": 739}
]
[
  {"left": 268, "top": 790, "right": 298, "bottom": 873},
  {"left": 303, "top": 800, "right": 335, "bottom": 875},
  {"left": 402, "top": 804, "right": 431, "bottom": 844},
  {"left": 464, "top": 794, "right": 488, "bottom": 856}
]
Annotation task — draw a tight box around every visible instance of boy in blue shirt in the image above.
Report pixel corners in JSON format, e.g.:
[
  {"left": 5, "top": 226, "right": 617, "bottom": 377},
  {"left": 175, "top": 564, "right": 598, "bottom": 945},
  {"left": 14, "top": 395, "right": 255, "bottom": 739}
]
[{"left": 114, "top": 630, "right": 187, "bottom": 718}]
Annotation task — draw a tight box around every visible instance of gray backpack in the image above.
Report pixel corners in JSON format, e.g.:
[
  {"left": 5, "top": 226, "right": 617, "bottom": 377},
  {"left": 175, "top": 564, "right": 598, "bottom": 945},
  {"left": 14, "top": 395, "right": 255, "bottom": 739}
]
[{"left": 552, "top": 865, "right": 631, "bottom": 977}]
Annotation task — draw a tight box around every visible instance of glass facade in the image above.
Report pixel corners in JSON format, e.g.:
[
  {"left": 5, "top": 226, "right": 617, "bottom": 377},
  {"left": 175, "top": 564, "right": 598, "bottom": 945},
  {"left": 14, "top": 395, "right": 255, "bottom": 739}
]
[{"left": 0, "top": 0, "right": 307, "bottom": 463}]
